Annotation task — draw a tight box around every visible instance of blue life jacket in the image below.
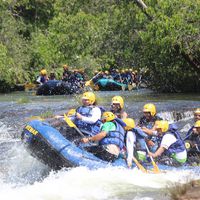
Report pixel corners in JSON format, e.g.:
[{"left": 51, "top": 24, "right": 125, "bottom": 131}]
[
  {"left": 158, "top": 124, "right": 186, "bottom": 155},
  {"left": 40, "top": 76, "right": 47, "bottom": 84},
  {"left": 99, "top": 119, "right": 125, "bottom": 150},
  {"left": 74, "top": 106, "right": 102, "bottom": 136}
]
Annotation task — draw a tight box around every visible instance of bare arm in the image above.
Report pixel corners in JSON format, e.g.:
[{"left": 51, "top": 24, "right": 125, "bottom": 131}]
[
  {"left": 76, "top": 107, "right": 101, "bottom": 124},
  {"left": 148, "top": 146, "right": 165, "bottom": 158},
  {"left": 82, "top": 131, "right": 107, "bottom": 143},
  {"left": 141, "top": 124, "right": 157, "bottom": 135}
]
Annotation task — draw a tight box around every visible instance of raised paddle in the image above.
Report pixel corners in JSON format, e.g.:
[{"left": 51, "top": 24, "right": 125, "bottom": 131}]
[
  {"left": 85, "top": 72, "right": 101, "bottom": 87},
  {"left": 145, "top": 143, "right": 160, "bottom": 173},
  {"left": 121, "top": 84, "right": 126, "bottom": 91},
  {"left": 132, "top": 156, "right": 147, "bottom": 173},
  {"left": 64, "top": 114, "right": 85, "bottom": 137}
]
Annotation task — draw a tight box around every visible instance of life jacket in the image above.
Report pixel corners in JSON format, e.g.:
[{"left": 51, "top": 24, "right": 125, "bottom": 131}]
[
  {"left": 99, "top": 119, "right": 125, "bottom": 150},
  {"left": 185, "top": 126, "right": 200, "bottom": 150},
  {"left": 157, "top": 124, "right": 186, "bottom": 155},
  {"left": 74, "top": 106, "right": 102, "bottom": 136}
]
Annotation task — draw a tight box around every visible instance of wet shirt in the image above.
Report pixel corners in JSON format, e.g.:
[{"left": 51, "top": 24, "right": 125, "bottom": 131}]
[
  {"left": 101, "top": 122, "right": 116, "bottom": 134},
  {"left": 161, "top": 134, "right": 187, "bottom": 161}
]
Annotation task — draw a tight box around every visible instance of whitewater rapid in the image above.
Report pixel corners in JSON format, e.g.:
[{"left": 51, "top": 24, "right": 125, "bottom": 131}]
[
  {"left": 0, "top": 91, "right": 200, "bottom": 200},
  {"left": 0, "top": 122, "right": 199, "bottom": 200}
]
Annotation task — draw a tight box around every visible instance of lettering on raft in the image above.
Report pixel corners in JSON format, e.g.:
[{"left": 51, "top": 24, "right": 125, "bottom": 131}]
[{"left": 25, "top": 125, "right": 38, "bottom": 135}]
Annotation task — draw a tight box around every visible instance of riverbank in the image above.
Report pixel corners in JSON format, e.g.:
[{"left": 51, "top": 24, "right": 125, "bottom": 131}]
[{"left": 170, "top": 180, "right": 200, "bottom": 200}]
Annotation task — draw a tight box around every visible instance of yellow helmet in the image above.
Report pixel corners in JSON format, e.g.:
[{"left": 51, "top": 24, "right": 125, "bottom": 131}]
[
  {"left": 155, "top": 120, "right": 169, "bottom": 133},
  {"left": 143, "top": 103, "right": 156, "bottom": 116},
  {"left": 194, "top": 108, "right": 200, "bottom": 115},
  {"left": 194, "top": 120, "right": 200, "bottom": 128},
  {"left": 129, "top": 68, "right": 133, "bottom": 72},
  {"left": 105, "top": 70, "right": 109, "bottom": 75},
  {"left": 66, "top": 109, "right": 76, "bottom": 117},
  {"left": 123, "top": 118, "right": 135, "bottom": 130},
  {"left": 40, "top": 69, "right": 47, "bottom": 75},
  {"left": 102, "top": 111, "right": 115, "bottom": 122},
  {"left": 82, "top": 92, "right": 96, "bottom": 104},
  {"left": 63, "top": 64, "right": 68, "bottom": 69},
  {"left": 112, "top": 96, "right": 124, "bottom": 109}
]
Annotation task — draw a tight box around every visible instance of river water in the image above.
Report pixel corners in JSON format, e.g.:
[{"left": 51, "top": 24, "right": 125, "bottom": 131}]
[{"left": 0, "top": 89, "right": 200, "bottom": 200}]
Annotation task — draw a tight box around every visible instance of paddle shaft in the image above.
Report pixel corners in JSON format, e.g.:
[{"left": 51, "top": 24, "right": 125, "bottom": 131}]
[
  {"left": 64, "top": 114, "right": 86, "bottom": 138},
  {"left": 88, "top": 72, "right": 101, "bottom": 83},
  {"left": 145, "top": 143, "right": 160, "bottom": 173},
  {"left": 74, "top": 126, "right": 85, "bottom": 138},
  {"left": 132, "top": 156, "right": 147, "bottom": 173}
]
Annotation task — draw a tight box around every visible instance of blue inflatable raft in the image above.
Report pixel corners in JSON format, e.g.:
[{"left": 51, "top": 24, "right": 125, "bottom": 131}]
[{"left": 21, "top": 120, "right": 200, "bottom": 172}]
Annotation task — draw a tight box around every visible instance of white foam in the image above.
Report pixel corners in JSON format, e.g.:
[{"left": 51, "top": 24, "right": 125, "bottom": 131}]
[{"left": 0, "top": 166, "right": 198, "bottom": 200}]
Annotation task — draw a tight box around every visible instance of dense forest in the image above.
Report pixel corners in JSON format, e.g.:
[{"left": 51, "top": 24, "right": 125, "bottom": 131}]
[{"left": 0, "top": 0, "right": 199, "bottom": 92}]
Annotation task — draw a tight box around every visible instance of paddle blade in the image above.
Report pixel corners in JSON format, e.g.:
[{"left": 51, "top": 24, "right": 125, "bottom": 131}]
[
  {"left": 64, "top": 114, "right": 76, "bottom": 128},
  {"left": 152, "top": 161, "right": 160, "bottom": 173},
  {"left": 121, "top": 84, "right": 126, "bottom": 91},
  {"left": 144, "top": 143, "right": 160, "bottom": 173},
  {"left": 132, "top": 157, "right": 147, "bottom": 173},
  {"left": 66, "top": 109, "right": 76, "bottom": 117}
]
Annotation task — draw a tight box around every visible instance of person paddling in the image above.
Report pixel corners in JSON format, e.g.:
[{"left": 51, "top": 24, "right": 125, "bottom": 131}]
[
  {"left": 123, "top": 118, "right": 137, "bottom": 168},
  {"left": 71, "top": 92, "right": 102, "bottom": 136},
  {"left": 36, "top": 69, "right": 49, "bottom": 85},
  {"left": 148, "top": 120, "right": 187, "bottom": 166},
  {"left": 184, "top": 108, "right": 200, "bottom": 141},
  {"left": 135, "top": 103, "right": 162, "bottom": 152},
  {"left": 185, "top": 120, "right": 200, "bottom": 158},
  {"left": 81, "top": 111, "right": 125, "bottom": 162}
]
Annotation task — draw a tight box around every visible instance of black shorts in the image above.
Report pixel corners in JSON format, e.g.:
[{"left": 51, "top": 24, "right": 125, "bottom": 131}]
[{"left": 84, "top": 145, "right": 118, "bottom": 162}]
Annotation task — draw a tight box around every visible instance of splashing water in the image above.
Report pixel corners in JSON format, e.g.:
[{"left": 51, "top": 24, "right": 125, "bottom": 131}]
[{"left": 0, "top": 166, "right": 199, "bottom": 200}]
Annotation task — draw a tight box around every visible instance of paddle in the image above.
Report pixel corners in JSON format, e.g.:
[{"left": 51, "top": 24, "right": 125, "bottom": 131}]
[
  {"left": 64, "top": 114, "right": 85, "bottom": 137},
  {"left": 132, "top": 156, "right": 147, "bottom": 173},
  {"left": 121, "top": 84, "right": 126, "bottom": 91},
  {"left": 145, "top": 143, "right": 160, "bottom": 173},
  {"left": 85, "top": 72, "right": 101, "bottom": 88},
  {"left": 118, "top": 74, "right": 126, "bottom": 91}
]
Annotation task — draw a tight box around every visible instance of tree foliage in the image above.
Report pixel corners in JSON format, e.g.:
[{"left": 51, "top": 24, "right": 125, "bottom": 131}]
[{"left": 0, "top": 0, "right": 199, "bottom": 92}]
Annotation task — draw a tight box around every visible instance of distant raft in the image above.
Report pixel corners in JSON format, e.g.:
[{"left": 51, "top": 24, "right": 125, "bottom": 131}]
[
  {"left": 93, "top": 78, "right": 135, "bottom": 91},
  {"left": 36, "top": 80, "right": 82, "bottom": 95}
]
